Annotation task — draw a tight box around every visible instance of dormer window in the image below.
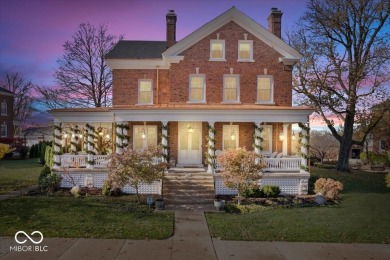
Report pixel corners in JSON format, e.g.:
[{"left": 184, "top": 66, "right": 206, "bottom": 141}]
[
  {"left": 138, "top": 79, "right": 153, "bottom": 105},
  {"left": 210, "top": 40, "right": 225, "bottom": 61},
  {"left": 238, "top": 40, "right": 253, "bottom": 61}
]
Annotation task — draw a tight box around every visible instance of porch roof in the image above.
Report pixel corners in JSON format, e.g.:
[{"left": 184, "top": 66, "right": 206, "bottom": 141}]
[{"left": 49, "top": 105, "right": 313, "bottom": 124}]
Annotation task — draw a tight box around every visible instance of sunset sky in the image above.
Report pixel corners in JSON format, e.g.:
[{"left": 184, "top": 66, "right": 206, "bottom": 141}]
[{"left": 1, "top": 0, "right": 325, "bottom": 127}]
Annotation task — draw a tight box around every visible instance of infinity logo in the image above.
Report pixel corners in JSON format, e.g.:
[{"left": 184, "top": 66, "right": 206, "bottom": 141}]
[{"left": 15, "top": 231, "right": 43, "bottom": 244}]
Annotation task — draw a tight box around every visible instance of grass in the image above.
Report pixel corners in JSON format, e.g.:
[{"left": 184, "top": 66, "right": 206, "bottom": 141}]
[
  {"left": 206, "top": 167, "right": 390, "bottom": 243},
  {"left": 0, "top": 159, "right": 42, "bottom": 194},
  {"left": 0, "top": 195, "right": 174, "bottom": 239}
]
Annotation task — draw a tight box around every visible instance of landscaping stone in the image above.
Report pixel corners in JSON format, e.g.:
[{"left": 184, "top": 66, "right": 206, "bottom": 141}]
[
  {"left": 314, "top": 194, "right": 327, "bottom": 205},
  {"left": 70, "top": 185, "right": 80, "bottom": 197}
]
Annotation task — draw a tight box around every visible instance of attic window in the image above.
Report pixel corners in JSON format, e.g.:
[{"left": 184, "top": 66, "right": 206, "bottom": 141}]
[
  {"left": 238, "top": 40, "right": 253, "bottom": 62},
  {"left": 210, "top": 40, "right": 225, "bottom": 61}
]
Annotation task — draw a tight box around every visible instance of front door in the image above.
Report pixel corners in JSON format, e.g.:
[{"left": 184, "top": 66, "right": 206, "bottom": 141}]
[{"left": 178, "top": 122, "right": 202, "bottom": 165}]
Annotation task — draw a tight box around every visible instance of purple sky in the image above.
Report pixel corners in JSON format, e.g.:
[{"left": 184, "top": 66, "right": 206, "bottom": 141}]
[{"left": 0, "top": 0, "right": 307, "bottom": 87}]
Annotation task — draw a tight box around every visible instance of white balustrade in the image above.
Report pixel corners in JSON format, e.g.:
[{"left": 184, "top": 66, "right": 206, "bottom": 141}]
[
  {"left": 60, "top": 154, "right": 87, "bottom": 168},
  {"left": 92, "top": 155, "right": 109, "bottom": 168},
  {"left": 215, "top": 157, "right": 302, "bottom": 173}
]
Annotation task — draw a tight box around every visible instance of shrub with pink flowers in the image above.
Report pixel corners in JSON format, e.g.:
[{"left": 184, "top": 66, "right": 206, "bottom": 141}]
[
  {"left": 217, "top": 147, "right": 265, "bottom": 205},
  {"left": 104, "top": 146, "right": 167, "bottom": 203},
  {"left": 314, "top": 178, "right": 344, "bottom": 200}
]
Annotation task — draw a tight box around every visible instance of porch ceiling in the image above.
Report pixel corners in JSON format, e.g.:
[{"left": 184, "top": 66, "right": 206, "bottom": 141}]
[{"left": 50, "top": 105, "right": 313, "bottom": 123}]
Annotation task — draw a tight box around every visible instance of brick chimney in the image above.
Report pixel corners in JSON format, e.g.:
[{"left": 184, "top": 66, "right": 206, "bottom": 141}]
[
  {"left": 267, "top": 8, "right": 283, "bottom": 38},
  {"left": 166, "top": 10, "right": 177, "bottom": 49}
]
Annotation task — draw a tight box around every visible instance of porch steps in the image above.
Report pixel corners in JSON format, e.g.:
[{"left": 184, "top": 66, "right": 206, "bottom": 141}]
[{"left": 163, "top": 169, "right": 215, "bottom": 204}]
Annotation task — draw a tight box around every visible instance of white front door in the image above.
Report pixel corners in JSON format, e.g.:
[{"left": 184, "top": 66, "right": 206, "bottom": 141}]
[{"left": 178, "top": 122, "right": 202, "bottom": 165}]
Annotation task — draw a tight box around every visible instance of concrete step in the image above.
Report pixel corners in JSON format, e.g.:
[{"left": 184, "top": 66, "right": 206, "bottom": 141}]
[
  {"left": 163, "top": 190, "right": 215, "bottom": 196},
  {"left": 164, "top": 198, "right": 215, "bottom": 204},
  {"left": 163, "top": 180, "right": 214, "bottom": 186}
]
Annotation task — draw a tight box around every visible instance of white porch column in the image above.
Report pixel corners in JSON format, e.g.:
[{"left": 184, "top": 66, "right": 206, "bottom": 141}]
[
  {"left": 70, "top": 125, "right": 77, "bottom": 154},
  {"left": 115, "top": 122, "right": 123, "bottom": 155},
  {"left": 161, "top": 121, "right": 169, "bottom": 163},
  {"left": 83, "top": 127, "right": 88, "bottom": 152},
  {"left": 207, "top": 121, "right": 216, "bottom": 174},
  {"left": 282, "top": 124, "right": 289, "bottom": 156},
  {"left": 86, "top": 124, "right": 94, "bottom": 169},
  {"left": 300, "top": 123, "right": 309, "bottom": 170},
  {"left": 254, "top": 122, "right": 263, "bottom": 162},
  {"left": 53, "top": 123, "right": 61, "bottom": 169},
  {"left": 122, "top": 122, "right": 128, "bottom": 149}
]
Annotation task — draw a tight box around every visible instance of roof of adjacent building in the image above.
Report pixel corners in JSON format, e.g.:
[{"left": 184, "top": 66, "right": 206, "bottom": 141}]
[
  {"left": 105, "top": 41, "right": 167, "bottom": 59},
  {"left": 0, "top": 87, "right": 14, "bottom": 95}
]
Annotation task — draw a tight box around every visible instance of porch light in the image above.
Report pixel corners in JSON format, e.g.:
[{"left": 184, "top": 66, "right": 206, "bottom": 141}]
[
  {"left": 292, "top": 131, "right": 296, "bottom": 141},
  {"left": 188, "top": 126, "right": 193, "bottom": 133},
  {"left": 105, "top": 134, "right": 110, "bottom": 139},
  {"left": 141, "top": 128, "right": 146, "bottom": 139},
  {"left": 79, "top": 134, "right": 83, "bottom": 138},
  {"left": 71, "top": 133, "right": 75, "bottom": 138},
  {"left": 279, "top": 132, "right": 284, "bottom": 141},
  {"left": 231, "top": 129, "right": 236, "bottom": 140},
  {"left": 63, "top": 133, "right": 68, "bottom": 138}
]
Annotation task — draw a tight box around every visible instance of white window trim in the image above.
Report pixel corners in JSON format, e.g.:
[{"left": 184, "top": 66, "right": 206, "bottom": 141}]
[
  {"left": 261, "top": 125, "right": 273, "bottom": 155},
  {"left": 133, "top": 125, "right": 157, "bottom": 150},
  {"left": 256, "top": 75, "right": 275, "bottom": 104},
  {"left": 222, "top": 125, "right": 239, "bottom": 150},
  {"left": 187, "top": 74, "right": 206, "bottom": 103},
  {"left": 137, "top": 79, "right": 153, "bottom": 105},
  {"left": 1, "top": 123, "right": 7, "bottom": 137},
  {"left": 237, "top": 40, "right": 254, "bottom": 62},
  {"left": 1, "top": 101, "right": 7, "bottom": 116},
  {"left": 222, "top": 74, "right": 240, "bottom": 103},
  {"left": 209, "top": 39, "right": 226, "bottom": 61}
]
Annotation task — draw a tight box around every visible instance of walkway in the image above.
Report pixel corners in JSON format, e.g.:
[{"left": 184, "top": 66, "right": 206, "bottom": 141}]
[
  {"left": 1, "top": 208, "right": 389, "bottom": 260},
  {"left": 0, "top": 185, "right": 37, "bottom": 201}
]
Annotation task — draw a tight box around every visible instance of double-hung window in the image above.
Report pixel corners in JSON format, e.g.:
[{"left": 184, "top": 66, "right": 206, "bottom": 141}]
[
  {"left": 238, "top": 40, "right": 253, "bottom": 61},
  {"left": 188, "top": 74, "right": 206, "bottom": 102},
  {"left": 223, "top": 75, "right": 240, "bottom": 102},
  {"left": 257, "top": 75, "right": 273, "bottom": 104},
  {"left": 0, "top": 123, "right": 7, "bottom": 137},
  {"left": 138, "top": 79, "right": 153, "bottom": 105},
  {"left": 133, "top": 125, "right": 157, "bottom": 150},
  {"left": 1, "top": 101, "right": 7, "bottom": 115},
  {"left": 210, "top": 40, "right": 225, "bottom": 61}
]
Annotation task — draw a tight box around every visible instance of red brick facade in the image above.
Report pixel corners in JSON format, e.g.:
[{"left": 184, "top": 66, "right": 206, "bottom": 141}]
[{"left": 0, "top": 90, "right": 14, "bottom": 139}]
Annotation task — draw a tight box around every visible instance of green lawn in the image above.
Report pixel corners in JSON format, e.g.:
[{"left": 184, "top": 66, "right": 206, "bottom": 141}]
[
  {"left": 0, "top": 159, "right": 42, "bottom": 194},
  {"left": 0, "top": 196, "right": 174, "bottom": 239},
  {"left": 206, "top": 168, "right": 390, "bottom": 243}
]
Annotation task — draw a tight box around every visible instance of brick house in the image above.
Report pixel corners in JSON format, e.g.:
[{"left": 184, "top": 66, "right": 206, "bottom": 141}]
[
  {"left": 0, "top": 86, "right": 15, "bottom": 141},
  {"left": 50, "top": 7, "right": 313, "bottom": 197}
]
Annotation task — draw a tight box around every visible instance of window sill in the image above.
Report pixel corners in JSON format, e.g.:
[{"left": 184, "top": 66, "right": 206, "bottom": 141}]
[
  {"left": 135, "top": 103, "right": 154, "bottom": 106},
  {"left": 237, "top": 59, "right": 255, "bottom": 62},
  {"left": 209, "top": 58, "right": 226, "bottom": 62},
  {"left": 186, "top": 101, "right": 207, "bottom": 104},
  {"left": 255, "top": 102, "right": 275, "bottom": 105},
  {"left": 221, "top": 101, "right": 241, "bottom": 104}
]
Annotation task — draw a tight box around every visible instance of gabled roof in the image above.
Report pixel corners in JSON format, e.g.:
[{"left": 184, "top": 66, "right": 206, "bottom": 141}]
[
  {"left": 105, "top": 41, "right": 166, "bottom": 59},
  {"left": 163, "top": 6, "right": 301, "bottom": 60},
  {"left": 0, "top": 87, "right": 14, "bottom": 96}
]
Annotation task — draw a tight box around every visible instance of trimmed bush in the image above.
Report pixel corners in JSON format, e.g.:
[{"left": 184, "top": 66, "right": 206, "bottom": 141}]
[
  {"left": 242, "top": 187, "right": 264, "bottom": 198},
  {"left": 313, "top": 162, "right": 336, "bottom": 169},
  {"left": 38, "top": 166, "right": 62, "bottom": 193},
  {"left": 262, "top": 185, "right": 281, "bottom": 198},
  {"left": 360, "top": 152, "right": 389, "bottom": 165},
  {"left": 314, "top": 178, "right": 343, "bottom": 200}
]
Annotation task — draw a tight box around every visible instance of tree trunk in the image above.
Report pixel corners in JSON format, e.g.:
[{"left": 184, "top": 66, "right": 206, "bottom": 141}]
[{"left": 336, "top": 115, "right": 354, "bottom": 172}]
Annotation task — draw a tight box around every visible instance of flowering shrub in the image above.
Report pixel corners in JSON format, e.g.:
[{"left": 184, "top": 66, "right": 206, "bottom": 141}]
[
  {"left": 314, "top": 178, "right": 343, "bottom": 200},
  {"left": 217, "top": 147, "right": 265, "bottom": 205},
  {"left": 0, "top": 143, "right": 14, "bottom": 159},
  {"left": 105, "top": 146, "right": 167, "bottom": 203}
]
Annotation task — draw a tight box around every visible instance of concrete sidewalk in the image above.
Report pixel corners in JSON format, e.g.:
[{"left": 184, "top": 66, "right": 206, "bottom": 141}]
[{"left": 1, "top": 210, "right": 389, "bottom": 260}]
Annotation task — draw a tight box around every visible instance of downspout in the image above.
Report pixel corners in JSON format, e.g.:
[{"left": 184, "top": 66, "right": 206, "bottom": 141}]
[{"left": 156, "top": 65, "right": 159, "bottom": 104}]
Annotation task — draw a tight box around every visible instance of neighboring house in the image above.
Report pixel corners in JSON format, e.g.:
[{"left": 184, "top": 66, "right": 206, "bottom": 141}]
[
  {"left": 23, "top": 125, "right": 53, "bottom": 147},
  {"left": 0, "top": 86, "right": 15, "bottom": 141},
  {"left": 49, "top": 7, "right": 313, "bottom": 196}
]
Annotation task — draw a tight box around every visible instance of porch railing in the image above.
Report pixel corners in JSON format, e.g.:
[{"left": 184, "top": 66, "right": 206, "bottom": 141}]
[{"left": 214, "top": 157, "right": 302, "bottom": 173}]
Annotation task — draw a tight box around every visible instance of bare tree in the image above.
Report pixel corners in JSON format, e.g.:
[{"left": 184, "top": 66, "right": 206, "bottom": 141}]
[
  {"left": 310, "top": 130, "right": 340, "bottom": 163},
  {"left": 288, "top": 0, "right": 390, "bottom": 171},
  {"left": 36, "top": 23, "right": 122, "bottom": 108},
  {"left": 0, "top": 72, "right": 35, "bottom": 132}
]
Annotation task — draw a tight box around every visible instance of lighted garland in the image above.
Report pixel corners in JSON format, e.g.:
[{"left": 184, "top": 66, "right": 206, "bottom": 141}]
[
  {"left": 116, "top": 123, "right": 130, "bottom": 149},
  {"left": 252, "top": 123, "right": 264, "bottom": 152},
  {"left": 86, "top": 124, "right": 96, "bottom": 155},
  {"left": 205, "top": 124, "right": 217, "bottom": 168},
  {"left": 298, "top": 122, "right": 310, "bottom": 171},
  {"left": 161, "top": 122, "right": 170, "bottom": 162}
]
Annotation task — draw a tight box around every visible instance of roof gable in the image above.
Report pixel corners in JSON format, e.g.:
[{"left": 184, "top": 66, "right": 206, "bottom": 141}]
[{"left": 163, "top": 7, "right": 301, "bottom": 60}]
